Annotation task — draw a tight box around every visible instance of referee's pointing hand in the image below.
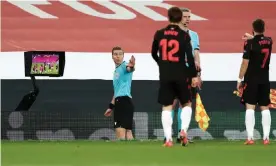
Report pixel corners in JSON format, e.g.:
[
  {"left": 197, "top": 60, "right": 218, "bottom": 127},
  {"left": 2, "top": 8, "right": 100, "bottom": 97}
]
[{"left": 127, "top": 55, "right": 135, "bottom": 67}]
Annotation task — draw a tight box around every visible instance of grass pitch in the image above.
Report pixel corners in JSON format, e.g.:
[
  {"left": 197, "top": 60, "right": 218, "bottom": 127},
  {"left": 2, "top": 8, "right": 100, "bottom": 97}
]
[{"left": 2, "top": 140, "right": 276, "bottom": 166}]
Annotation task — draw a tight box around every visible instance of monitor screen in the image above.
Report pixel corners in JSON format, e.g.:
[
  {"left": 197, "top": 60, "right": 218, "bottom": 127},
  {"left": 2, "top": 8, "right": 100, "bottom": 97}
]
[
  {"left": 24, "top": 51, "right": 65, "bottom": 77},
  {"left": 31, "top": 54, "right": 60, "bottom": 75}
]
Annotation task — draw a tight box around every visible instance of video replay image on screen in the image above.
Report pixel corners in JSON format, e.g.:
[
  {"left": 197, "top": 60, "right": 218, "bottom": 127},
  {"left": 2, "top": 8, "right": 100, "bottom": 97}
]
[
  {"left": 31, "top": 54, "right": 59, "bottom": 75},
  {"left": 24, "top": 51, "right": 65, "bottom": 77}
]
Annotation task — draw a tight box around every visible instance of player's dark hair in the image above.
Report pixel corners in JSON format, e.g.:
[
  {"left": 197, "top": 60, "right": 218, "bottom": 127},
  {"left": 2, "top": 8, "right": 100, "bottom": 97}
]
[
  {"left": 168, "top": 7, "right": 183, "bottom": 23},
  {"left": 112, "top": 46, "right": 123, "bottom": 54},
  {"left": 180, "top": 8, "right": 191, "bottom": 12},
  {"left": 253, "top": 19, "right": 265, "bottom": 33}
]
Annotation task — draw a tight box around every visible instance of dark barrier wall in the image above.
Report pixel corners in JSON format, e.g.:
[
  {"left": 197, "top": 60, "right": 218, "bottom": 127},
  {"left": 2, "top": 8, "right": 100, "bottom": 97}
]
[
  {"left": 1, "top": 80, "right": 276, "bottom": 140},
  {"left": 3, "top": 80, "right": 270, "bottom": 112}
]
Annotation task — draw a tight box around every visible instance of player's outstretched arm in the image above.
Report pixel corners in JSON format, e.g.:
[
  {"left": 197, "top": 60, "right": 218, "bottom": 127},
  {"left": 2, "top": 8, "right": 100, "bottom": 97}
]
[{"left": 104, "top": 95, "right": 115, "bottom": 117}]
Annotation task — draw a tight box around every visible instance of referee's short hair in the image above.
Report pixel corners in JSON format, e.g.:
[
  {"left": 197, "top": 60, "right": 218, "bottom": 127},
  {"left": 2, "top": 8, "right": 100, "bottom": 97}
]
[
  {"left": 253, "top": 19, "right": 265, "bottom": 33},
  {"left": 112, "top": 46, "right": 124, "bottom": 55},
  {"left": 180, "top": 8, "right": 191, "bottom": 12},
  {"left": 168, "top": 7, "right": 182, "bottom": 23}
]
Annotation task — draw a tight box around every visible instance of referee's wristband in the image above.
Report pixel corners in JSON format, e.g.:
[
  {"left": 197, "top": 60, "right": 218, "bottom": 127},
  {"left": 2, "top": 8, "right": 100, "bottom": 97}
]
[{"left": 109, "top": 103, "right": 115, "bottom": 109}]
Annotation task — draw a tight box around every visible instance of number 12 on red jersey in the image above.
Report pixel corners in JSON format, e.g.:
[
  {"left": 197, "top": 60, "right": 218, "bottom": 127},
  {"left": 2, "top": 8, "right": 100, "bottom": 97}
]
[{"left": 160, "top": 39, "right": 180, "bottom": 62}]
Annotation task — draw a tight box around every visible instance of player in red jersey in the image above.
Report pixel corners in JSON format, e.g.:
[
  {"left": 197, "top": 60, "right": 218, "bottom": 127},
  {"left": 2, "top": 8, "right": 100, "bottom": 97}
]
[
  {"left": 151, "top": 7, "right": 199, "bottom": 147},
  {"left": 237, "top": 19, "right": 273, "bottom": 145}
]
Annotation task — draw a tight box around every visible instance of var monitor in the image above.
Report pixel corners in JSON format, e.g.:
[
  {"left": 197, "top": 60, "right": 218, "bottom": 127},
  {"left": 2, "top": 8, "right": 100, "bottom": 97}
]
[{"left": 24, "top": 51, "right": 65, "bottom": 77}]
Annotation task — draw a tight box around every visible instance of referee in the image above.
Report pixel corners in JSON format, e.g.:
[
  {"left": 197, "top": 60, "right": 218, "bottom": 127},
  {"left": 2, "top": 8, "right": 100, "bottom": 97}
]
[
  {"left": 104, "top": 46, "right": 136, "bottom": 140},
  {"left": 174, "top": 8, "right": 202, "bottom": 143}
]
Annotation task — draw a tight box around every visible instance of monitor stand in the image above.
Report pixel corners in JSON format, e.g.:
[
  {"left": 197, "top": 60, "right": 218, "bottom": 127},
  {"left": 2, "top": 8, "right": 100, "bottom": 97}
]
[{"left": 15, "top": 76, "right": 39, "bottom": 111}]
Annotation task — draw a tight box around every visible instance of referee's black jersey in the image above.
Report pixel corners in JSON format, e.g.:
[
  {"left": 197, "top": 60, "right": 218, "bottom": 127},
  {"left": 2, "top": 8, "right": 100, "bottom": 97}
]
[
  {"left": 243, "top": 34, "right": 273, "bottom": 83},
  {"left": 151, "top": 24, "right": 197, "bottom": 80}
]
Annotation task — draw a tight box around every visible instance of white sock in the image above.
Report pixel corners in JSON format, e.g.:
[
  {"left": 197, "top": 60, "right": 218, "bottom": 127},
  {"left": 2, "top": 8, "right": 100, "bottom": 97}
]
[
  {"left": 161, "top": 110, "right": 173, "bottom": 141},
  {"left": 245, "top": 109, "right": 255, "bottom": 140},
  {"left": 262, "top": 110, "right": 271, "bottom": 140},
  {"left": 181, "top": 106, "right": 192, "bottom": 133}
]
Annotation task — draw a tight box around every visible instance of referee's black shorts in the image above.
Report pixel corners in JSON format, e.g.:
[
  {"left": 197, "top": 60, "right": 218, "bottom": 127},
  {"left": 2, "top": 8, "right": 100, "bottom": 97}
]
[{"left": 114, "top": 96, "right": 134, "bottom": 130}]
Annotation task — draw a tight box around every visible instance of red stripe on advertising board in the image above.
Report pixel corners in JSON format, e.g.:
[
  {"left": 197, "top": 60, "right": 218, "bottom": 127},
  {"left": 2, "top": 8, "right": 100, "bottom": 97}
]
[{"left": 1, "top": 1, "right": 276, "bottom": 53}]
